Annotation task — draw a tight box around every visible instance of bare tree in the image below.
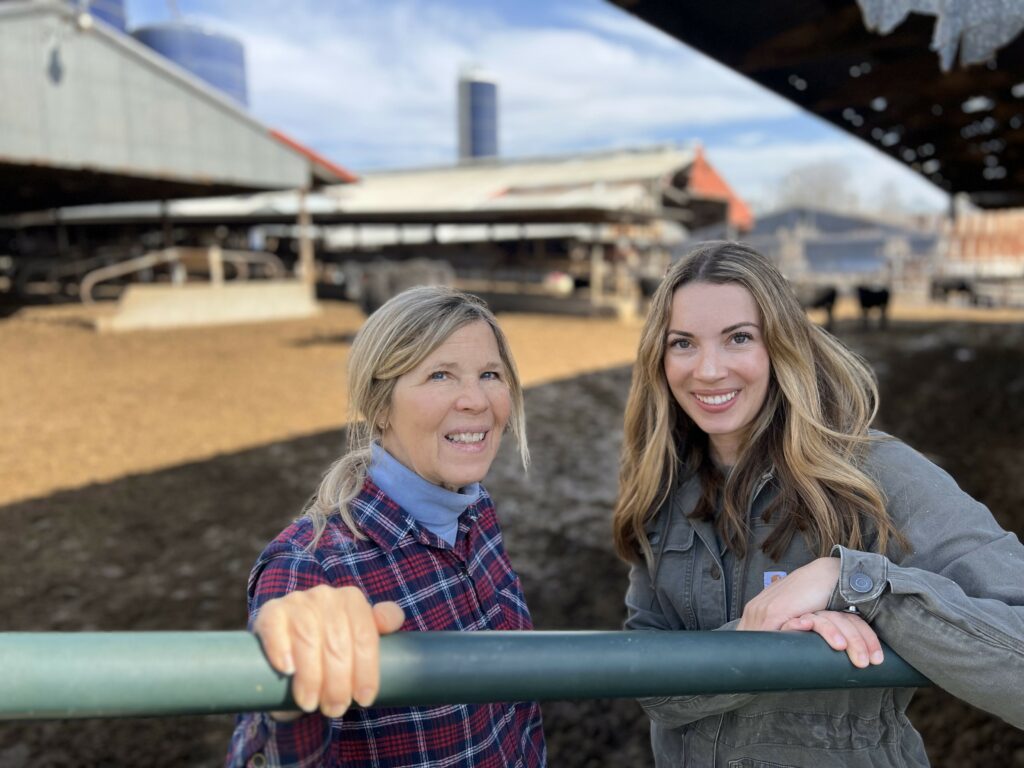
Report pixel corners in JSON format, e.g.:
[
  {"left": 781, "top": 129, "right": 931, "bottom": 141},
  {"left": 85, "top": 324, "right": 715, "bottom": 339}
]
[{"left": 773, "top": 160, "right": 860, "bottom": 212}]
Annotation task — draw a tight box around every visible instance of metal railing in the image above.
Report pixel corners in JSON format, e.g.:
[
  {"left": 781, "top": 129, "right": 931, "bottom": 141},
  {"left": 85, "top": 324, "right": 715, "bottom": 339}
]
[
  {"left": 0, "top": 631, "right": 929, "bottom": 720},
  {"left": 80, "top": 247, "right": 286, "bottom": 303}
]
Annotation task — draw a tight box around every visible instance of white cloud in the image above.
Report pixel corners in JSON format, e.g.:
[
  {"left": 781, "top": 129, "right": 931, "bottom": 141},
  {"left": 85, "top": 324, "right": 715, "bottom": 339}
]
[
  {"left": 179, "top": 0, "right": 796, "bottom": 170},
  {"left": 561, "top": 3, "right": 690, "bottom": 53},
  {"left": 492, "top": 28, "right": 795, "bottom": 154}
]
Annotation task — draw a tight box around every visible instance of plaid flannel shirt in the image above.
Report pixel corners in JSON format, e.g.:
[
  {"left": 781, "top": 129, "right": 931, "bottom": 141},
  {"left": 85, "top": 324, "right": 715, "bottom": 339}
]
[{"left": 226, "top": 478, "right": 546, "bottom": 768}]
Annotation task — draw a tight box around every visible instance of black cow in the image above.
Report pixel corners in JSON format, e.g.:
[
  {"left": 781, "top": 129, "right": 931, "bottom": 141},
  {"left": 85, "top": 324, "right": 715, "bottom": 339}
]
[
  {"left": 856, "top": 285, "right": 890, "bottom": 330},
  {"left": 793, "top": 284, "right": 838, "bottom": 331},
  {"left": 930, "top": 277, "right": 975, "bottom": 304}
]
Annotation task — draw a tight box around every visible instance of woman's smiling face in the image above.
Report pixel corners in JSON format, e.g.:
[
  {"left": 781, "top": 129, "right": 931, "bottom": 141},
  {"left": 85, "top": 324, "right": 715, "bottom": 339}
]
[
  {"left": 663, "top": 281, "right": 771, "bottom": 467},
  {"left": 381, "top": 320, "right": 511, "bottom": 491}
]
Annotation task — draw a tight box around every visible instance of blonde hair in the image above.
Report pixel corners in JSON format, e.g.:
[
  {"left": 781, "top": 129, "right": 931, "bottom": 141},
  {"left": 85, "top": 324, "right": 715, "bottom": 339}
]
[
  {"left": 613, "top": 241, "right": 907, "bottom": 563},
  {"left": 305, "top": 286, "right": 528, "bottom": 543}
]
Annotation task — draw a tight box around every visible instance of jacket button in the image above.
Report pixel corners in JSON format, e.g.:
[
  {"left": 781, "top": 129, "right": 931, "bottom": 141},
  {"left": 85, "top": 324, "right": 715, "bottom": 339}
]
[
  {"left": 850, "top": 572, "right": 874, "bottom": 593},
  {"left": 709, "top": 563, "right": 721, "bottom": 580}
]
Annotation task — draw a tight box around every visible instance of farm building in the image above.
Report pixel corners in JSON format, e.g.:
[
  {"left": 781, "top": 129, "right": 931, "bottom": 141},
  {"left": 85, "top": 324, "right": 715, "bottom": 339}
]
[{"left": 0, "top": 0, "right": 354, "bottom": 327}]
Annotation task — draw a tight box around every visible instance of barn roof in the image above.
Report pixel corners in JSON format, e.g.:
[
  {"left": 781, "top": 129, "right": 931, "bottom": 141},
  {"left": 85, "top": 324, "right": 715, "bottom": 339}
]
[{"left": 609, "top": 0, "right": 1024, "bottom": 208}]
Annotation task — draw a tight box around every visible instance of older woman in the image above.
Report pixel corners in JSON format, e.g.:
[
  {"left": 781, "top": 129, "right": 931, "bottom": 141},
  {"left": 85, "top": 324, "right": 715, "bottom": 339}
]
[
  {"left": 614, "top": 241, "right": 1024, "bottom": 767},
  {"left": 227, "top": 286, "right": 545, "bottom": 767}
]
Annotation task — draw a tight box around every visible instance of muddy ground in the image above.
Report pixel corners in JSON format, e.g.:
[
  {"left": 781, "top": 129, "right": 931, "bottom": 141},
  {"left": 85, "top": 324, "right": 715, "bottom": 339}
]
[{"left": 1, "top": 310, "right": 1023, "bottom": 767}]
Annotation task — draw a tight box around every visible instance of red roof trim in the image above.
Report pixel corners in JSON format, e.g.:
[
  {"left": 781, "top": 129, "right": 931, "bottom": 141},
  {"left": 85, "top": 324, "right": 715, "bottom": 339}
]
[
  {"left": 685, "top": 146, "right": 754, "bottom": 232},
  {"left": 269, "top": 129, "right": 359, "bottom": 185}
]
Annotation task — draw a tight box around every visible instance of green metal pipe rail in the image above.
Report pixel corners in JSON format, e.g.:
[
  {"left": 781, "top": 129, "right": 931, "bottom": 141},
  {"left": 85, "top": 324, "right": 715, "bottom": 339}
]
[{"left": 0, "top": 631, "right": 929, "bottom": 720}]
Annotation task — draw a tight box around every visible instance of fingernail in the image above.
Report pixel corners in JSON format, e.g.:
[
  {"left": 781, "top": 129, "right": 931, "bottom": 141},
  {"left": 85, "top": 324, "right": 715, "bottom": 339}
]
[
  {"left": 295, "top": 689, "right": 317, "bottom": 713},
  {"left": 871, "top": 650, "right": 884, "bottom": 665},
  {"left": 857, "top": 653, "right": 869, "bottom": 668},
  {"left": 280, "top": 652, "right": 295, "bottom": 675},
  {"left": 354, "top": 687, "right": 375, "bottom": 707},
  {"left": 323, "top": 703, "right": 347, "bottom": 719}
]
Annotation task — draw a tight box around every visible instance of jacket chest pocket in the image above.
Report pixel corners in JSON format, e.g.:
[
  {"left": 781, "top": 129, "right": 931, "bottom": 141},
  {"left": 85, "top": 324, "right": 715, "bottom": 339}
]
[
  {"left": 650, "top": 524, "right": 700, "bottom": 630},
  {"left": 747, "top": 521, "right": 815, "bottom": 602}
]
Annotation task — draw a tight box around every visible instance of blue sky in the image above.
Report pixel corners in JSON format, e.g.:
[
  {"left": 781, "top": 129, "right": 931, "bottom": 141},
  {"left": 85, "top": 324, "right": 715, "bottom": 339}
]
[{"left": 124, "top": 0, "right": 950, "bottom": 213}]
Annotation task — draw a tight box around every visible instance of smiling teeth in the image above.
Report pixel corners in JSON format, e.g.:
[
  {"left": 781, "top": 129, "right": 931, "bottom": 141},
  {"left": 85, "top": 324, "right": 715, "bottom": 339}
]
[
  {"left": 447, "top": 432, "right": 485, "bottom": 443},
  {"left": 695, "top": 392, "right": 737, "bottom": 405}
]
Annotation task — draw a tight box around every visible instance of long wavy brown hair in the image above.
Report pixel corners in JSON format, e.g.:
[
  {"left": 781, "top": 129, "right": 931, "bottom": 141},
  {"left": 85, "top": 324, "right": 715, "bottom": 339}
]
[{"left": 613, "top": 241, "right": 907, "bottom": 564}]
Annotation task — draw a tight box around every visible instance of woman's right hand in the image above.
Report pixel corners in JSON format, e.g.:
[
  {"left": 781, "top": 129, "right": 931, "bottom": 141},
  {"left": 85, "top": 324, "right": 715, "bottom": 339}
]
[
  {"left": 737, "top": 557, "right": 840, "bottom": 630},
  {"left": 253, "top": 584, "right": 405, "bottom": 718}
]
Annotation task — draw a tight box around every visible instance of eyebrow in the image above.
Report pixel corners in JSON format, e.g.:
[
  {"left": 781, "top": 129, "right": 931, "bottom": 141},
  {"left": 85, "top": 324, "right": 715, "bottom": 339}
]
[
  {"left": 666, "top": 322, "right": 760, "bottom": 337},
  {"left": 430, "top": 360, "right": 505, "bottom": 369}
]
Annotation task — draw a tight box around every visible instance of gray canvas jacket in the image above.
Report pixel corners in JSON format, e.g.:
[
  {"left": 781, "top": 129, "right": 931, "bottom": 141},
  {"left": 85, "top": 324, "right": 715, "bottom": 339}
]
[{"left": 625, "top": 435, "right": 1024, "bottom": 767}]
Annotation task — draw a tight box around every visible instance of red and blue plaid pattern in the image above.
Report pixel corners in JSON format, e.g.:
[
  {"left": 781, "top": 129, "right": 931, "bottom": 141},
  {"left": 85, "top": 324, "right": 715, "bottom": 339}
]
[{"left": 226, "top": 479, "right": 546, "bottom": 768}]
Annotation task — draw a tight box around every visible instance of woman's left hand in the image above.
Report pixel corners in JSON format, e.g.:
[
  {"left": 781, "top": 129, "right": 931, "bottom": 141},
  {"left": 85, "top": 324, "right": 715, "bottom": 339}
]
[
  {"left": 737, "top": 556, "right": 840, "bottom": 631},
  {"left": 780, "top": 610, "right": 885, "bottom": 668}
]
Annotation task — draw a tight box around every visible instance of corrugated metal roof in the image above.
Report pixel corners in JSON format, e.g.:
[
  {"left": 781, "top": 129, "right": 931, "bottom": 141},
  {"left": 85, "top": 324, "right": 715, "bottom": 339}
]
[
  {"left": 0, "top": 0, "right": 353, "bottom": 212},
  {"left": 2, "top": 145, "right": 748, "bottom": 232},
  {"left": 330, "top": 146, "right": 695, "bottom": 214}
]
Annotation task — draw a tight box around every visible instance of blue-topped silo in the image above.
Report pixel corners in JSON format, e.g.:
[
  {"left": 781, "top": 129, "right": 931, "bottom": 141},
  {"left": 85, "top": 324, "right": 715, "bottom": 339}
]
[
  {"left": 87, "top": 0, "right": 127, "bottom": 32},
  {"left": 132, "top": 22, "right": 248, "bottom": 106},
  {"left": 458, "top": 68, "right": 498, "bottom": 160}
]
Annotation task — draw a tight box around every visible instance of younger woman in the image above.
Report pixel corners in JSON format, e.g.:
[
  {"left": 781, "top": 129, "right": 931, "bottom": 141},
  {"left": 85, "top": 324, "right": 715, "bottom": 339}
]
[{"left": 615, "top": 241, "right": 1024, "bottom": 767}]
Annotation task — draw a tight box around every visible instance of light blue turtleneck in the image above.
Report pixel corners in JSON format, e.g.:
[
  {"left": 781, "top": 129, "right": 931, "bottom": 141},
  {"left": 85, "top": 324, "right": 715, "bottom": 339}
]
[{"left": 368, "top": 443, "right": 482, "bottom": 546}]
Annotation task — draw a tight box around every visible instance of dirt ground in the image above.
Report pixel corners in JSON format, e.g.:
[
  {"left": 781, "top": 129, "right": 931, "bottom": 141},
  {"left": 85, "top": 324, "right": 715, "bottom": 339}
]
[
  {"left": 1, "top": 300, "right": 1023, "bottom": 767},
  {"left": 0, "top": 302, "right": 647, "bottom": 508}
]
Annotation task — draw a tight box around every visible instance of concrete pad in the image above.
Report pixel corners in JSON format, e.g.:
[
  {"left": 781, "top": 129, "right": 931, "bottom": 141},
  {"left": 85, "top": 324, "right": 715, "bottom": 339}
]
[{"left": 96, "top": 280, "right": 319, "bottom": 332}]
